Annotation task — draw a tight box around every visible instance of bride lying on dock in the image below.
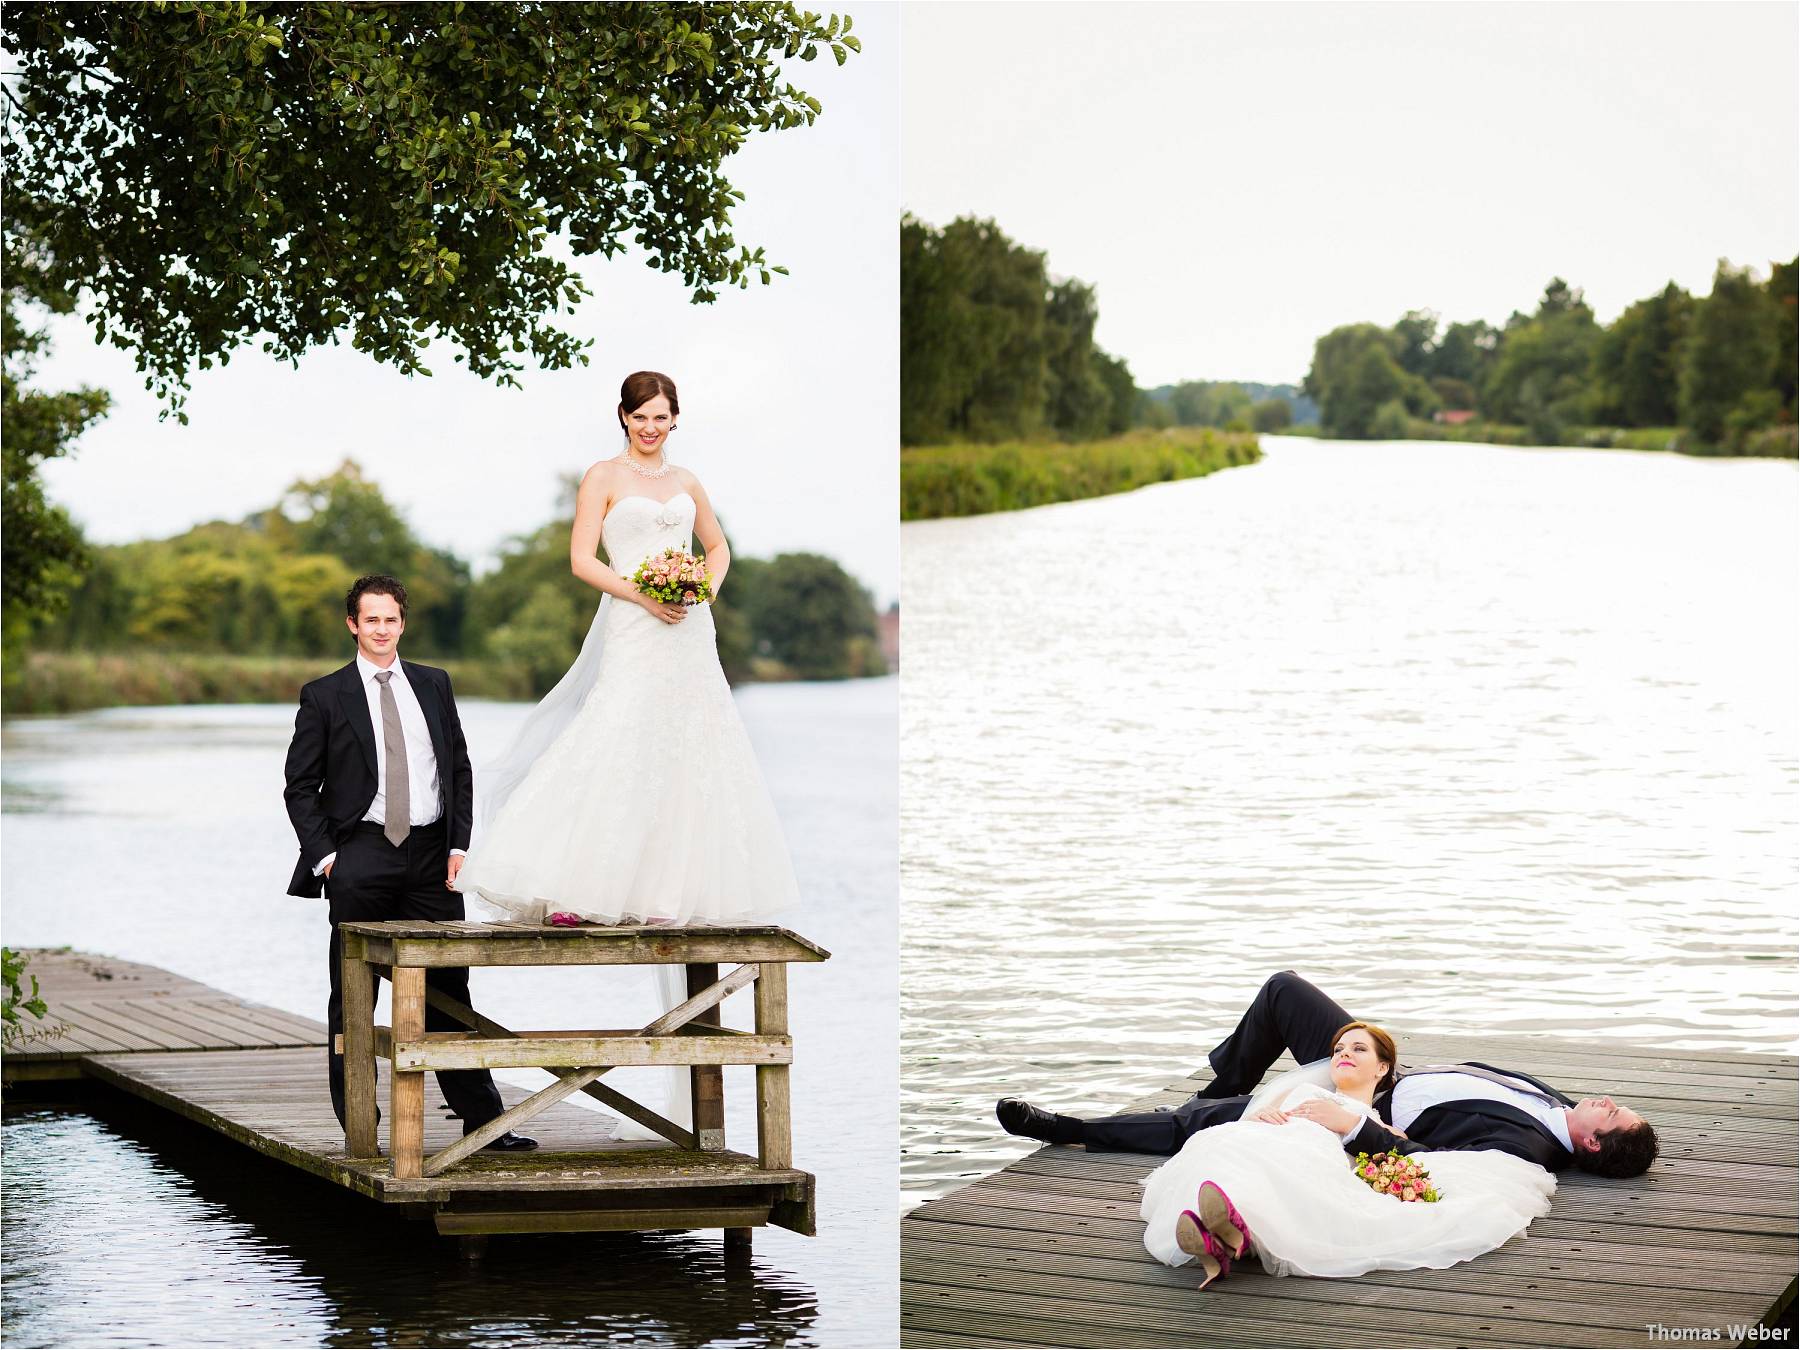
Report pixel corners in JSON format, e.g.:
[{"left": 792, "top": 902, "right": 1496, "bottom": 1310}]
[{"left": 1139, "top": 1021, "right": 1555, "bottom": 1286}]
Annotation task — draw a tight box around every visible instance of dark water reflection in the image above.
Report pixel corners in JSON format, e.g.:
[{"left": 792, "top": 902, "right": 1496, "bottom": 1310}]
[{"left": 3, "top": 1096, "right": 818, "bottom": 1348}]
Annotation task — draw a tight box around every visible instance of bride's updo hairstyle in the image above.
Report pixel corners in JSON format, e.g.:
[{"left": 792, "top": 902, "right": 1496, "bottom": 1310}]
[
  {"left": 1332, "top": 1020, "right": 1399, "bottom": 1095},
  {"left": 617, "top": 370, "right": 680, "bottom": 431}
]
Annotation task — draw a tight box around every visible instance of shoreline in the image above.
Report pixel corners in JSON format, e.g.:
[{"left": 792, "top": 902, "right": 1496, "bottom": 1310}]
[{"left": 0, "top": 650, "right": 861, "bottom": 717}]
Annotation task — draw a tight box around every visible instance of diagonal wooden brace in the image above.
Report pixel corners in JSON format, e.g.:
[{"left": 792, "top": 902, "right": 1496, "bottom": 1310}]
[
  {"left": 419, "top": 962, "right": 760, "bottom": 1178},
  {"left": 423, "top": 987, "right": 695, "bottom": 1150}
]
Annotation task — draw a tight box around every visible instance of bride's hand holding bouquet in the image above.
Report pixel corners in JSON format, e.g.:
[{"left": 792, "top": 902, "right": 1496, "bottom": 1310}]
[{"left": 632, "top": 548, "right": 714, "bottom": 625}]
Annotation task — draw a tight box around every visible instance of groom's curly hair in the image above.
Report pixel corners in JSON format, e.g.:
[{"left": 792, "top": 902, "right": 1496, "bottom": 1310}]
[
  {"left": 1575, "top": 1118, "right": 1659, "bottom": 1179},
  {"left": 346, "top": 574, "right": 408, "bottom": 621}
]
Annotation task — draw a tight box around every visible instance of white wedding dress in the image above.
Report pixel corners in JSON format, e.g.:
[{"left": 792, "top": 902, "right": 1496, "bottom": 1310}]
[
  {"left": 453, "top": 491, "right": 800, "bottom": 924},
  {"left": 1140, "top": 1084, "right": 1556, "bottom": 1278}
]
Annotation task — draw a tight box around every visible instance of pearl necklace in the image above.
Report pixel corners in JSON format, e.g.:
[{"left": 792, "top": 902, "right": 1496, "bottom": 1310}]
[{"left": 617, "top": 450, "right": 673, "bottom": 479}]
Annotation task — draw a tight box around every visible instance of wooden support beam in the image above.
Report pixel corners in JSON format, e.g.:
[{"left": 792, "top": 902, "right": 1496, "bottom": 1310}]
[
  {"left": 341, "top": 936, "right": 379, "bottom": 1158},
  {"left": 754, "top": 961, "right": 793, "bottom": 1171},
  {"left": 390, "top": 966, "right": 425, "bottom": 1179},
  {"left": 422, "top": 988, "right": 695, "bottom": 1150},
  {"left": 391, "top": 1033, "right": 791, "bottom": 1072},
  {"left": 434, "top": 1207, "right": 770, "bottom": 1236},
  {"left": 420, "top": 962, "right": 761, "bottom": 1177},
  {"left": 689, "top": 962, "right": 726, "bottom": 1152}
]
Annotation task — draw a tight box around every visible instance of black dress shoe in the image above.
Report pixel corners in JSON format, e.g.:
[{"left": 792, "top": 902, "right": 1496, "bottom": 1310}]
[
  {"left": 467, "top": 1129, "right": 539, "bottom": 1152},
  {"left": 996, "top": 1098, "right": 1083, "bottom": 1145}
]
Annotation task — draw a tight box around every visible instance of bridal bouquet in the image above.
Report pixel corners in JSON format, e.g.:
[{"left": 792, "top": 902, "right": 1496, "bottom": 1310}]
[
  {"left": 1351, "top": 1150, "right": 1442, "bottom": 1203},
  {"left": 632, "top": 549, "right": 713, "bottom": 606}
]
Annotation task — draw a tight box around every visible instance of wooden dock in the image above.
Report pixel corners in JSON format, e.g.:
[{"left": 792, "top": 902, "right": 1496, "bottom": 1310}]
[
  {"left": 902, "top": 1032, "right": 1798, "bottom": 1348},
  {"left": 4, "top": 942, "right": 820, "bottom": 1244}
]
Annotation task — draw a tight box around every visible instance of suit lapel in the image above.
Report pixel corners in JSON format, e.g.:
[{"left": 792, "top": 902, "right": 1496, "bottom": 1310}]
[
  {"left": 336, "top": 661, "right": 377, "bottom": 776},
  {"left": 403, "top": 660, "right": 449, "bottom": 771}
]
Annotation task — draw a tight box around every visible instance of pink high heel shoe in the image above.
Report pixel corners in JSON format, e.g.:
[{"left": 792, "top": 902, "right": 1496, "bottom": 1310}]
[
  {"left": 1197, "top": 1180, "right": 1254, "bottom": 1259},
  {"left": 1174, "top": 1209, "right": 1230, "bottom": 1288}
]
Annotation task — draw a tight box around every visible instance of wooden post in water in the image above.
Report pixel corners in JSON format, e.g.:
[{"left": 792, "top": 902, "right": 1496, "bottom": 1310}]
[
  {"left": 340, "top": 933, "right": 379, "bottom": 1157},
  {"left": 687, "top": 961, "right": 726, "bottom": 1152},
  {"left": 724, "top": 1225, "right": 753, "bottom": 1264},
  {"left": 390, "top": 965, "right": 425, "bottom": 1179},
  {"left": 754, "top": 961, "right": 792, "bottom": 1171}
]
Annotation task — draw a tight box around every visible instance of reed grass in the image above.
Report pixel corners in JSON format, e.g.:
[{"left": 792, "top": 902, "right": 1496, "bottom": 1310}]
[
  {"left": 901, "top": 428, "right": 1262, "bottom": 520},
  {"left": 2, "top": 651, "right": 537, "bottom": 716}
]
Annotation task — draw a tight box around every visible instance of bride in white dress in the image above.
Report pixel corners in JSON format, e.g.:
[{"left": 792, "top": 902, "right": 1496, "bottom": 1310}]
[
  {"left": 452, "top": 370, "right": 799, "bottom": 924},
  {"left": 1140, "top": 1022, "right": 1556, "bottom": 1286}
]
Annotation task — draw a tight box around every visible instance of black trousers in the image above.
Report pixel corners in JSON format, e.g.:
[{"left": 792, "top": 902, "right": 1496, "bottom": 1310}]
[
  {"left": 324, "top": 820, "right": 504, "bottom": 1132},
  {"left": 1081, "top": 971, "right": 1356, "bottom": 1154}
]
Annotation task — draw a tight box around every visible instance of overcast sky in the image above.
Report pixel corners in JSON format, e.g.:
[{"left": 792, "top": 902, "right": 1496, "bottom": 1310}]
[
  {"left": 31, "top": 3, "right": 900, "bottom": 604},
  {"left": 902, "top": 1, "right": 1798, "bottom": 389}
]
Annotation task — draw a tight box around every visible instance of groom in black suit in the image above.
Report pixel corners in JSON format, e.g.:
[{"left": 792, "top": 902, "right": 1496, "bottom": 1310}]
[
  {"left": 998, "top": 971, "right": 1659, "bottom": 1178},
  {"left": 283, "top": 574, "right": 533, "bottom": 1151}
]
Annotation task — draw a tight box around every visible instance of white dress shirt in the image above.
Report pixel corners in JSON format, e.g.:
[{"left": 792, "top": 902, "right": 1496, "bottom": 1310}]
[
  {"left": 315, "top": 654, "right": 462, "bottom": 875},
  {"left": 1391, "top": 1070, "right": 1573, "bottom": 1152}
]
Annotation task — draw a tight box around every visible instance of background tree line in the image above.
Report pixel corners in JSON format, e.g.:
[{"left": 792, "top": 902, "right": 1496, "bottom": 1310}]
[
  {"left": 1302, "top": 260, "right": 1797, "bottom": 454},
  {"left": 901, "top": 215, "right": 1139, "bottom": 444},
  {"left": 32, "top": 461, "right": 886, "bottom": 694}
]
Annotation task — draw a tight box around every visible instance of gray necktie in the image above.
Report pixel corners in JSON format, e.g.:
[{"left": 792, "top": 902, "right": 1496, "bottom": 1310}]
[
  {"left": 375, "top": 670, "right": 410, "bottom": 846},
  {"left": 1400, "top": 1063, "right": 1560, "bottom": 1106}
]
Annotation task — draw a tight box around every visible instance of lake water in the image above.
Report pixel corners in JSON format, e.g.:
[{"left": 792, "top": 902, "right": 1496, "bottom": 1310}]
[
  {"left": 1, "top": 676, "right": 898, "bottom": 1348},
  {"left": 899, "top": 437, "right": 1798, "bottom": 1205}
]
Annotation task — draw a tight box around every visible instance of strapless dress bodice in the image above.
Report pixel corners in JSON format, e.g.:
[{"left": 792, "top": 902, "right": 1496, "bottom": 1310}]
[{"left": 602, "top": 491, "right": 696, "bottom": 571}]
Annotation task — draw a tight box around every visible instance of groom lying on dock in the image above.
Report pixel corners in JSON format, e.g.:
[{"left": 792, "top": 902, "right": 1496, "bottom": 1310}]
[{"left": 997, "top": 971, "right": 1659, "bottom": 1178}]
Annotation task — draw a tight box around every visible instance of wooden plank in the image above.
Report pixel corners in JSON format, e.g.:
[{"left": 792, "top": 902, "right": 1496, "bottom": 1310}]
[
  {"left": 754, "top": 961, "right": 792, "bottom": 1170},
  {"left": 339, "top": 919, "right": 829, "bottom": 956},
  {"left": 434, "top": 1206, "right": 769, "bottom": 1235},
  {"left": 116, "top": 996, "right": 285, "bottom": 1049},
  {"left": 342, "top": 944, "right": 378, "bottom": 1158},
  {"left": 386, "top": 933, "right": 826, "bottom": 969},
  {"left": 391, "top": 1035, "right": 792, "bottom": 1072},
  {"left": 688, "top": 962, "right": 727, "bottom": 1153},
  {"left": 389, "top": 966, "right": 425, "bottom": 1180}
]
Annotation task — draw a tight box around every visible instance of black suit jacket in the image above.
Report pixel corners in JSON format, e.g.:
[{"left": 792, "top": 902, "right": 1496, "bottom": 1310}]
[
  {"left": 282, "top": 658, "right": 474, "bottom": 897},
  {"left": 1347, "top": 1060, "right": 1579, "bottom": 1173}
]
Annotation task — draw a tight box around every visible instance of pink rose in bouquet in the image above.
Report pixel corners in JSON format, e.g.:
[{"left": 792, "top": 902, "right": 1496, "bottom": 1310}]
[
  {"left": 1351, "top": 1150, "right": 1441, "bottom": 1203},
  {"left": 632, "top": 548, "right": 714, "bottom": 606}
]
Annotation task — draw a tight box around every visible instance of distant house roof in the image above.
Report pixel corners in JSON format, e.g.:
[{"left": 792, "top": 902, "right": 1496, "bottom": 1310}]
[{"left": 1433, "top": 409, "right": 1477, "bottom": 425}]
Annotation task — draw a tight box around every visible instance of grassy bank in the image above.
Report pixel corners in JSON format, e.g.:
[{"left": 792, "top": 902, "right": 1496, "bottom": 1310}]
[
  {"left": 0, "top": 649, "right": 825, "bottom": 716},
  {"left": 901, "top": 428, "right": 1262, "bottom": 521},
  {"left": 1278, "top": 421, "right": 1798, "bottom": 457},
  {"left": 0, "top": 651, "right": 539, "bottom": 716}
]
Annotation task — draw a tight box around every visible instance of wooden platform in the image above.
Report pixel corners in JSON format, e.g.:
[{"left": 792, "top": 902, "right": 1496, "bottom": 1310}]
[
  {"left": 902, "top": 1032, "right": 1798, "bottom": 1348},
  {"left": 4, "top": 947, "right": 814, "bottom": 1240},
  {"left": 1, "top": 948, "right": 325, "bottom": 1078}
]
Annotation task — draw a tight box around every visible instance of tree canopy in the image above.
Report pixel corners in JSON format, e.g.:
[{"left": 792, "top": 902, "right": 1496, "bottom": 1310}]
[
  {"left": 3, "top": 3, "right": 859, "bottom": 417},
  {"left": 900, "top": 214, "right": 1136, "bottom": 445}
]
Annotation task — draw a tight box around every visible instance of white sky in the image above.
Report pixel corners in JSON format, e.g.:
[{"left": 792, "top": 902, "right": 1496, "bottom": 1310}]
[
  {"left": 902, "top": 0, "right": 1799, "bottom": 388},
  {"left": 31, "top": 3, "right": 900, "bottom": 604}
]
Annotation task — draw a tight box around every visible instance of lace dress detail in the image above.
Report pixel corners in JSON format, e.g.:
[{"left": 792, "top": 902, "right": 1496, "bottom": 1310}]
[
  {"left": 452, "top": 492, "right": 800, "bottom": 924},
  {"left": 1140, "top": 1084, "right": 1556, "bottom": 1278}
]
